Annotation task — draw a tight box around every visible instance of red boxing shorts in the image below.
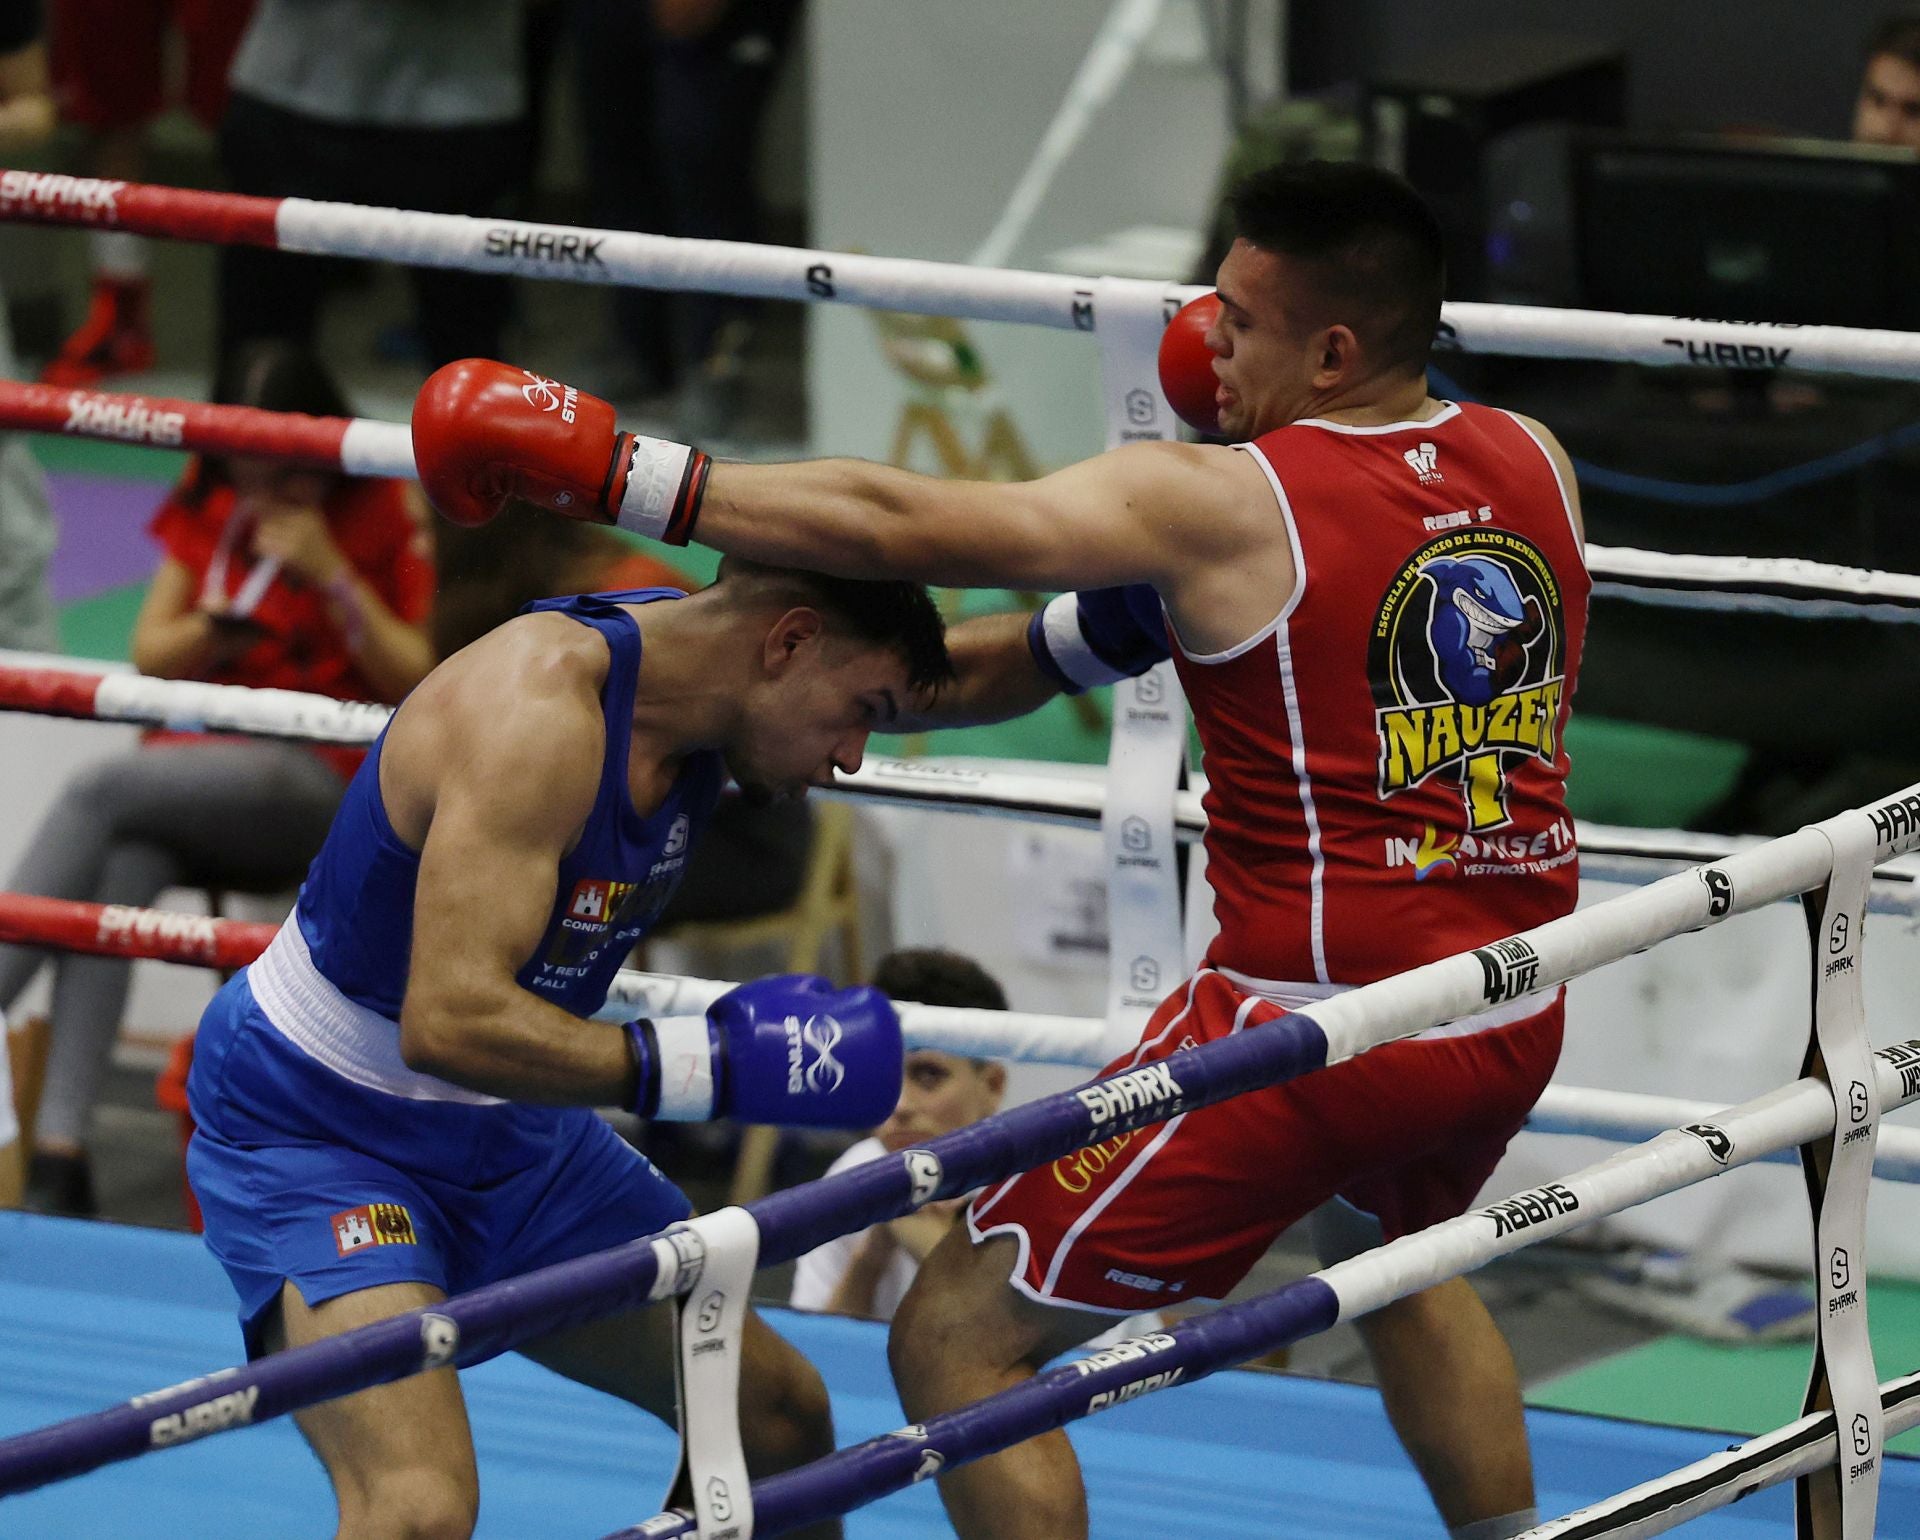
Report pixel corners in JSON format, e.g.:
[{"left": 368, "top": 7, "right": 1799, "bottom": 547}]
[
  {"left": 967, "top": 967, "right": 1563, "bottom": 1313},
  {"left": 51, "top": 0, "right": 254, "bottom": 132}
]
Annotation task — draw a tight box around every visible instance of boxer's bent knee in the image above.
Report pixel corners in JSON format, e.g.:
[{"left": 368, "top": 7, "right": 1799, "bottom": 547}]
[
  {"left": 742, "top": 1311, "right": 835, "bottom": 1469},
  {"left": 889, "top": 1231, "right": 1038, "bottom": 1416},
  {"left": 338, "top": 1466, "right": 478, "bottom": 1540}
]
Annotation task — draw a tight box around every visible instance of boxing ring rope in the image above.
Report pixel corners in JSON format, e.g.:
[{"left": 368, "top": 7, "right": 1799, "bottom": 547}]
[
  {"left": 0, "top": 891, "right": 1098, "bottom": 1069},
  {"left": 10, "top": 653, "right": 1920, "bottom": 919},
  {"left": 11, "top": 378, "right": 1920, "bottom": 626},
  {"left": 0, "top": 783, "right": 1911, "bottom": 1528},
  {"left": 14, "top": 170, "right": 1920, "bottom": 380},
  {"left": 10, "top": 884, "right": 1920, "bottom": 1182},
  {"left": 1523, "top": 1373, "right": 1920, "bottom": 1540},
  {"left": 4, "top": 171, "right": 1918, "bottom": 1533}
]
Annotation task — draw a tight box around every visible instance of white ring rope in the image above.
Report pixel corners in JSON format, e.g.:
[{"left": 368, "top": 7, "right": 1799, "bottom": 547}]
[
  {"left": 1518, "top": 1371, "right": 1920, "bottom": 1539},
  {"left": 594, "top": 964, "right": 1104, "bottom": 1067},
  {"left": 14, "top": 172, "right": 1920, "bottom": 381},
  {"left": 4, "top": 174, "right": 1917, "bottom": 1535},
  {"left": 10, "top": 656, "right": 1920, "bottom": 915}
]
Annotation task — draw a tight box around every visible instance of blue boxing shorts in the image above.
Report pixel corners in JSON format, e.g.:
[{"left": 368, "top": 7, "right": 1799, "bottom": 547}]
[{"left": 186, "top": 972, "right": 693, "bottom": 1357}]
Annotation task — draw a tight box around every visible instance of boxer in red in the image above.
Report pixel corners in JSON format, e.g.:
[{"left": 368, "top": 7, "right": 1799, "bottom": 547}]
[{"left": 410, "top": 160, "right": 1588, "bottom": 1540}]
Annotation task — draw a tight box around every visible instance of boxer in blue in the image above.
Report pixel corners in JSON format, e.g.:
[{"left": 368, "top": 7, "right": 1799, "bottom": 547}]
[{"left": 186, "top": 559, "right": 949, "bottom": 1540}]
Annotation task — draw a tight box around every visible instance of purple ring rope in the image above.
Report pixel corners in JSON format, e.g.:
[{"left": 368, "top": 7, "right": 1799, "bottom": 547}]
[
  {"left": 0, "top": 1009, "right": 1329, "bottom": 1497},
  {"left": 607, "top": 1275, "right": 1343, "bottom": 1540}
]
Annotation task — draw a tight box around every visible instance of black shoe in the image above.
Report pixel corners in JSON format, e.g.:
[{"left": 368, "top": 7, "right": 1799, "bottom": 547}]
[{"left": 23, "top": 1150, "right": 95, "bottom": 1218}]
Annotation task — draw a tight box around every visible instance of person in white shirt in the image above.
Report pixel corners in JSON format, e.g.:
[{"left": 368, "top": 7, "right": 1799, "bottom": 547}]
[{"left": 790, "top": 949, "right": 1007, "bottom": 1321}]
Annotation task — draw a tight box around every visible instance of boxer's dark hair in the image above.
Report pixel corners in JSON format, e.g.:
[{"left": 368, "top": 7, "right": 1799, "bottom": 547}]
[
  {"left": 1866, "top": 10, "right": 1920, "bottom": 71},
  {"left": 716, "top": 555, "right": 953, "bottom": 694},
  {"left": 871, "top": 948, "right": 1008, "bottom": 1012},
  {"left": 1228, "top": 160, "right": 1446, "bottom": 377}
]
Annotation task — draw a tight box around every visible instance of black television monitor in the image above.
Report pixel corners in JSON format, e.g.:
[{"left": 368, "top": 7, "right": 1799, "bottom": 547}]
[{"left": 1573, "top": 133, "right": 1920, "bottom": 331}]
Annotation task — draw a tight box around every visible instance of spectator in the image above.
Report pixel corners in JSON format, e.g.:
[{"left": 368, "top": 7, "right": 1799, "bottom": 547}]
[
  {"left": 215, "top": 0, "right": 528, "bottom": 369},
  {"left": 1854, "top": 12, "right": 1920, "bottom": 151},
  {"left": 569, "top": 0, "right": 802, "bottom": 435},
  {"left": 0, "top": 1, "right": 56, "bottom": 649},
  {"left": 39, "top": 0, "right": 252, "bottom": 385},
  {"left": 789, "top": 949, "right": 1009, "bottom": 1320},
  {"left": 0, "top": 342, "right": 434, "bottom": 1216}
]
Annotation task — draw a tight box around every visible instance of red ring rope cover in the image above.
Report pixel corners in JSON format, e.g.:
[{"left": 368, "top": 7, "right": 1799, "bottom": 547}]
[
  {"left": 0, "top": 381, "right": 353, "bottom": 465},
  {"left": 0, "top": 666, "right": 105, "bottom": 721},
  {"left": 0, "top": 172, "right": 281, "bottom": 246},
  {"left": 0, "top": 893, "right": 276, "bottom": 970}
]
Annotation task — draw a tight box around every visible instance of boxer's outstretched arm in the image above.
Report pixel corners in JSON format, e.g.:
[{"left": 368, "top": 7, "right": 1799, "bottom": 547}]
[
  {"left": 892, "top": 609, "right": 1060, "bottom": 730},
  {"left": 699, "top": 440, "right": 1257, "bottom": 593}
]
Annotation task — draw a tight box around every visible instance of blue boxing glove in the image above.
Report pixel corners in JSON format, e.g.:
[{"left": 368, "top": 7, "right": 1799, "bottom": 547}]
[{"left": 626, "top": 974, "right": 902, "bottom": 1129}]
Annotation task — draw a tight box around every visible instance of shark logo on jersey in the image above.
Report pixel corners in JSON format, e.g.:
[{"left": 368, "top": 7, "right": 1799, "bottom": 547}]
[{"left": 1369, "top": 529, "right": 1567, "bottom": 833}]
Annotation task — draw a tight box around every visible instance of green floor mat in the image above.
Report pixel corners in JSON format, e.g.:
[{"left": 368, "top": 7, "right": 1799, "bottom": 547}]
[
  {"left": 30, "top": 431, "right": 188, "bottom": 482},
  {"left": 1532, "top": 1277, "right": 1920, "bottom": 1455},
  {"left": 57, "top": 582, "right": 149, "bottom": 662}
]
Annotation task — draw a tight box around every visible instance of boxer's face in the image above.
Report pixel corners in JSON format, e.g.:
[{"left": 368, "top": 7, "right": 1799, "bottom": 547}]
[
  {"left": 726, "top": 612, "right": 907, "bottom": 803},
  {"left": 1206, "top": 240, "right": 1339, "bottom": 436}
]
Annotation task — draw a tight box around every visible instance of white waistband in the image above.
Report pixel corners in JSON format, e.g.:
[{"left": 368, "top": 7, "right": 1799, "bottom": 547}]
[
  {"left": 247, "top": 919, "right": 503, "bottom": 1105},
  {"left": 1213, "top": 965, "right": 1560, "bottom": 1039}
]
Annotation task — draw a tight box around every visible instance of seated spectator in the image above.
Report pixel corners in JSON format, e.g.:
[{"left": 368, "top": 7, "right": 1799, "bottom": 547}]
[
  {"left": 0, "top": 342, "right": 434, "bottom": 1215},
  {"left": 790, "top": 949, "right": 1009, "bottom": 1320}
]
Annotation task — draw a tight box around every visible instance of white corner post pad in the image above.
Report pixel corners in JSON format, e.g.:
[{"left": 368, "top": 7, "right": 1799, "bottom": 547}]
[
  {"left": 615, "top": 434, "right": 700, "bottom": 541},
  {"left": 1091, "top": 275, "right": 1193, "bottom": 1058},
  {"left": 650, "top": 1015, "right": 719, "bottom": 1121},
  {"left": 648, "top": 1206, "right": 763, "bottom": 1540},
  {"left": 1799, "top": 812, "right": 1882, "bottom": 1540}
]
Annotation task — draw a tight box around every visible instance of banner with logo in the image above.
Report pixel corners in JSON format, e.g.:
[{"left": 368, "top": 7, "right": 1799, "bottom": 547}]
[{"left": 1093, "top": 278, "right": 1191, "bottom": 1053}]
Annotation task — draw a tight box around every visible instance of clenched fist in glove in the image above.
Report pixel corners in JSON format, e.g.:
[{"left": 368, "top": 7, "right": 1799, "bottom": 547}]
[
  {"left": 411, "top": 358, "right": 711, "bottom": 544},
  {"left": 625, "top": 973, "right": 903, "bottom": 1130}
]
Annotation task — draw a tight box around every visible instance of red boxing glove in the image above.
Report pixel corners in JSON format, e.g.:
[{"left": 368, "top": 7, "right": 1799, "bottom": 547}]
[
  {"left": 411, "top": 359, "right": 710, "bottom": 543},
  {"left": 1158, "top": 292, "right": 1222, "bottom": 436}
]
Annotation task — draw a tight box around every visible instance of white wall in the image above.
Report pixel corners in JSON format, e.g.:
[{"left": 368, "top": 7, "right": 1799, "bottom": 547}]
[{"left": 806, "top": 0, "right": 1238, "bottom": 468}]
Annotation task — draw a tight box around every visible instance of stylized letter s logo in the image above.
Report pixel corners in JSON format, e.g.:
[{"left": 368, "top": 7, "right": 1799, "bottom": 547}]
[{"left": 802, "top": 1014, "right": 847, "bottom": 1095}]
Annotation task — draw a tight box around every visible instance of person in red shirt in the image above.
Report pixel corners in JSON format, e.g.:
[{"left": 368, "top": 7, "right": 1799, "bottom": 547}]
[
  {"left": 0, "top": 342, "right": 433, "bottom": 1215},
  {"left": 411, "top": 159, "right": 1587, "bottom": 1540}
]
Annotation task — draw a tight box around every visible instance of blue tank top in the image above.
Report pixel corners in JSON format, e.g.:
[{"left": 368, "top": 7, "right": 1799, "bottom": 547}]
[{"left": 292, "top": 589, "right": 723, "bottom": 1021}]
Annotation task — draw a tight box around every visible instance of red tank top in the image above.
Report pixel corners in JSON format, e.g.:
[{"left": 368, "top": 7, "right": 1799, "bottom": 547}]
[{"left": 1172, "top": 400, "right": 1589, "bottom": 988}]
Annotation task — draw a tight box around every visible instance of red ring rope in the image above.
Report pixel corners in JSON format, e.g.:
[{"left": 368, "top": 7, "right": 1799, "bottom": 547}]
[
  {"left": 0, "top": 172, "right": 279, "bottom": 246},
  {"left": 0, "top": 892, "right": 275, "bottom": 970},
  {"left": 0, "top": 664, "right": 105, "bottom": 721},
  {"left": 0, "top": 380, "right": 353, "bottom": 464}
]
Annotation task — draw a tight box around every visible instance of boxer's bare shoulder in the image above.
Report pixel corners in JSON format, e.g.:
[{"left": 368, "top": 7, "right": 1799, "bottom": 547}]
[{"left": 378, "top": 611, "right": 609, "bottom": 848}]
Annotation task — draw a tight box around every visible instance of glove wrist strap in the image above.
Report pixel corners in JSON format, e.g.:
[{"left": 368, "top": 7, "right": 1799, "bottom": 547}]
[
  {"left": 624, "top": 1019, "right": 660, "bottom": 1120},
  {"left": 649, "top": 1014, "right": 721, "bottom": 1121},
  {"left": 611, "top": 433, "right": 710, "bottom": 546}
]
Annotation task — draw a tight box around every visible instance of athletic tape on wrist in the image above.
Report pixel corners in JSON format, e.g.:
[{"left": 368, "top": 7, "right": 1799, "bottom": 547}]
[
  {"left": 615, "top": 434, "right": 709, "bottom": 545},
  {"left": 650, "top": 1015, "right": 718, "bottom": 1121},
  {"left": 663, "top": 1207, "right": 762, "bottom": 1540},
  {"left": 1797, "top": 815, "right": 1882, "bottom": 1540},
  {"left": 1093, "top": 276, "right": 1192, "bottom": 1050}
]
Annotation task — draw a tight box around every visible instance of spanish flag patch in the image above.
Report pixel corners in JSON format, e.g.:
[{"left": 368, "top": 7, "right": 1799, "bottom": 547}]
[{"left": 332, "top": 1203, "right": 419, "bottom": 1256}]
